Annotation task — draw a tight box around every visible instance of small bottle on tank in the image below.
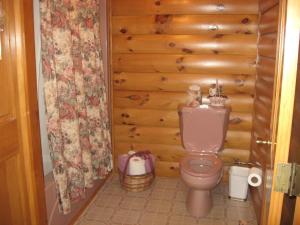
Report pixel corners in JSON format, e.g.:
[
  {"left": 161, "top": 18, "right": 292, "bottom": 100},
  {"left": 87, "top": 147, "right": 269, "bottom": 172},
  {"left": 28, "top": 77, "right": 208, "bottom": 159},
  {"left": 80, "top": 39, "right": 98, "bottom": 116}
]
[{"left": 187, "top": 84, "right": 202, "bottom": 107}]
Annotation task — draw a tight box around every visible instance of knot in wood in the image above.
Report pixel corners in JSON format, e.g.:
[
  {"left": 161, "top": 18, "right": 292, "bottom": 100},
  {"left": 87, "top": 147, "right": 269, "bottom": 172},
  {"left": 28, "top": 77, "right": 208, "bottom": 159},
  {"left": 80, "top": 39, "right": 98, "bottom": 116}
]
[
  {"left": 155, "top": 15, "right": 171, "bottom": 24},
  {"left": 241, "top": 18, "right": 250, "bottom": 24},
  {"left": 169, "top": 42, "right": 176, "bottom": 47},
  {"left": 120, "top": 28, "right": 127, "bottom": 34},
  {"left": 214, "top": 34, "right": 224, "bottom": 39},
  {"left": 182, "top": 48, "right": 193, "bottom": 54}
]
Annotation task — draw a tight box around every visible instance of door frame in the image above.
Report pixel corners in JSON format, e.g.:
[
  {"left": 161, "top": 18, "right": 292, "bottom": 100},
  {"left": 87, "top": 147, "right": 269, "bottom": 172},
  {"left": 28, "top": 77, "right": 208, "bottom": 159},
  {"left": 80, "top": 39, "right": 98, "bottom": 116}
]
[
  {"left": 267, "top": 0, "right": 300, "bottom": 224},
  {"left": 13, "top": 0, "right": 47, "bottom": 224}
]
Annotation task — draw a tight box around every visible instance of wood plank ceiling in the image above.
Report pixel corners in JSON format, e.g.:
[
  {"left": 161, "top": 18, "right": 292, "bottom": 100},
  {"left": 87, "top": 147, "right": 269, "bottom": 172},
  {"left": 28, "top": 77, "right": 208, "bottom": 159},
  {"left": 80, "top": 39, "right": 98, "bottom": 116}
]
[{"left": 110, "top": 0, "right": 259, "bottom": 176}]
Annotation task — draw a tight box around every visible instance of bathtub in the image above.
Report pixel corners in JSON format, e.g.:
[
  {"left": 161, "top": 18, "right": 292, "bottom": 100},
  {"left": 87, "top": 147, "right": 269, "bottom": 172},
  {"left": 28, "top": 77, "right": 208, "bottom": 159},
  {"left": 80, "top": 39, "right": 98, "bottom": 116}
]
[{"left": 45, "top": 172, "right": 107, "bottom": 225}]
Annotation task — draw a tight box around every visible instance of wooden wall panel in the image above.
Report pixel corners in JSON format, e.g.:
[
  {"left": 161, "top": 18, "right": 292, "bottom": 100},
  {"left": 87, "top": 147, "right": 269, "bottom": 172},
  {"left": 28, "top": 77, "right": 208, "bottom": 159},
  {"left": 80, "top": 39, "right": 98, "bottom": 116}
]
[
  {"left": 112, "top": 0, "right": 258, "bottom": 15},
  {"left": 252, "top": 0, "right": 279, "bottom": 172},
  {"left": 256, "top": 57, "right": 276, "bottom": 78},
  {"left": 112, "top": 15, "right": 258, "bottom": 35},
  {"left": 258, "top": 33, "right": 277, "bottom": 58},
  {"left": 111, "top": 0, "right": 258, "bottom": 177},
  {"left": 259, "top": 4, "right": 279, "bottom": 34},
  {"left": 114, "top": 91, "right": 254, "bottom": 112},
  {"left": 115, "top": 125, "right": 251, "bottom": 149},
  {"left": 259, "top": 0, "right": 279, "bottom": 12},
  {"left": 250, "top": 0, "right": 279, "bottom": 221},
  {"left": 113, "top": 54, "right": 256, "bottom": 74},
  {"left": 113, "top": 34, "right": 257, "bottom": 55},
  {"left": 113, "top": 73, "right": 255, "bottom": 94},
  {"left": 114, "top": 108, "right": 253, "bottom": 131}
]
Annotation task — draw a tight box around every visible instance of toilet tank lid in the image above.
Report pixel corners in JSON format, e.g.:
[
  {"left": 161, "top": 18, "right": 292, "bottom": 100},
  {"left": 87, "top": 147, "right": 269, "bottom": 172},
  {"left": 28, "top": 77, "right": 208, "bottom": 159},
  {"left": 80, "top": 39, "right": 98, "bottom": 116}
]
[{"left": 180, "top": 105, "right": 230, "bottom": 153}]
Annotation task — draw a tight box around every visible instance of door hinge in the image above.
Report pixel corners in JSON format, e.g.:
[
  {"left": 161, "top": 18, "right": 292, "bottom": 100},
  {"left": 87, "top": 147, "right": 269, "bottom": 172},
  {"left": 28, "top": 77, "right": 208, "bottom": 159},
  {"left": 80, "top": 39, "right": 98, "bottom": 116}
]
[{"left": 274, "top": 163, "right": 300, "bottom": 197}]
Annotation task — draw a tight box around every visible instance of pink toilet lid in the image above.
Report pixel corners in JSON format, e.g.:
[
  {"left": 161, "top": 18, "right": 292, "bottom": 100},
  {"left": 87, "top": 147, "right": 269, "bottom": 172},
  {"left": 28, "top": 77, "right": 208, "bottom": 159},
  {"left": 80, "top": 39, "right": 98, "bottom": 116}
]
[{"left": 180, "top": 154, "right": 223, "bottom": 177}]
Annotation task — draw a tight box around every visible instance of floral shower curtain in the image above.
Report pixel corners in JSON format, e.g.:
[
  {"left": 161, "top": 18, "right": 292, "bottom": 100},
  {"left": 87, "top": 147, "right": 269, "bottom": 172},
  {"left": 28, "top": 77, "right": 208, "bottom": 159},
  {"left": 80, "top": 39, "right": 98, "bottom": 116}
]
[{"left": 40, "top": 0, "right": 113, "bottom": 214}]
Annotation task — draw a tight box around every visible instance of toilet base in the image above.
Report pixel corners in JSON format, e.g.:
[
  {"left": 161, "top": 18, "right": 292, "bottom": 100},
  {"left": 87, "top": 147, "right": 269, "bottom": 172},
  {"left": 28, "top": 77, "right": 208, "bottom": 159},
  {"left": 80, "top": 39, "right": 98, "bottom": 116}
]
[{"left": 186, "top": 189, "right": 212, "bottom": 218}]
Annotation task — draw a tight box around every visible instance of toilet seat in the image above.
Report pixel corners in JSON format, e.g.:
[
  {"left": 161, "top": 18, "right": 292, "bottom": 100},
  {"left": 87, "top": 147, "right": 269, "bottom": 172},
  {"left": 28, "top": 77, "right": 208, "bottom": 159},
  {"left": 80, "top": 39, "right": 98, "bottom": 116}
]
[{"left": 180, "top": 154, "right": 223, "bottom": 178}]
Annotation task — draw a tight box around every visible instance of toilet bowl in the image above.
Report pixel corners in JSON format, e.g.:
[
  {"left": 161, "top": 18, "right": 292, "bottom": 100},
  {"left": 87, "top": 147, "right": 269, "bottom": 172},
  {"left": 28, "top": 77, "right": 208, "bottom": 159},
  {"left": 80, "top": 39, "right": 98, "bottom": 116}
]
[
  {"left": 179, "top": 105, "right": 230, "bottom": 218},
  {"left": 180, "top": 154, "right": 223, "bottom": 217}
]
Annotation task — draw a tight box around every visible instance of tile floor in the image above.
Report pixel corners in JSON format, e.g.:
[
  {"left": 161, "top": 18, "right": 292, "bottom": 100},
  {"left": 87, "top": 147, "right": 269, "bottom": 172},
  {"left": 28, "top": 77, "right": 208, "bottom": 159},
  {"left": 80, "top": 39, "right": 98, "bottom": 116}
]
[{"left": 75, "top": 175, "right": 257, "bottom": 225}]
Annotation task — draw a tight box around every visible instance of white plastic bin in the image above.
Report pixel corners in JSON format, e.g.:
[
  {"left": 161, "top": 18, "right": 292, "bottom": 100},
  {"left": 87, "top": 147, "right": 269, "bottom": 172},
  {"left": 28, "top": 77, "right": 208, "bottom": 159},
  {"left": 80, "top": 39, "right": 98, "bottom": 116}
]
[{"left": 229, "top": 166, "right": 250, "bottom": 200}]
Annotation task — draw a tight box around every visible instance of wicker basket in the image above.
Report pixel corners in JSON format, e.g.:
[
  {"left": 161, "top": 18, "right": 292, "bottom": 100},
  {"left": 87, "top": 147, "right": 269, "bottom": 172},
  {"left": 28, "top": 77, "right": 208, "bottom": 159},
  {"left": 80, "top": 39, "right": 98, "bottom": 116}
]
[
  {"left": 119, "top": 169, "right": 155, "bottom": 192},
  {"left": 118, "top": 150, "right": 155, "bottom": 192}
]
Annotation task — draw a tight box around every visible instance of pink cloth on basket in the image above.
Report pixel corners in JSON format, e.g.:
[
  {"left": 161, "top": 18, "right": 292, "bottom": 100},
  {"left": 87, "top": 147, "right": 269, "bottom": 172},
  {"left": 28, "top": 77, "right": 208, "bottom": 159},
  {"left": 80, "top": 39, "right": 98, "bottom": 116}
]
[{"left": 118, "top": 153, "right": 155, "bottom": 174}]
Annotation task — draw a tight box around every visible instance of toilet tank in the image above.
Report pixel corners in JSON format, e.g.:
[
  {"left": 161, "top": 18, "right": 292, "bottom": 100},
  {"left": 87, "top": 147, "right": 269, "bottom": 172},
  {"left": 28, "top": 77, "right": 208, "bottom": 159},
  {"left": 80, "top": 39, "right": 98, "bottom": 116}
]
[{"left": 179, "top": 105, "right": 230, "bottom": 153}]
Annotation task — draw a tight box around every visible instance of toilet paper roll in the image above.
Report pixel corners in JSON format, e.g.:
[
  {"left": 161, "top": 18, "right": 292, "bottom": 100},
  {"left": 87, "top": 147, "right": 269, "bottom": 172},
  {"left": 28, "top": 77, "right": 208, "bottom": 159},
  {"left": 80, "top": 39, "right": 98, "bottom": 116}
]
[
  {"left": 248, "top": 167, "right": 262, "bottom": 187},
  {"left": 129, "top": 156, "right": 146, "bottom": 175}
]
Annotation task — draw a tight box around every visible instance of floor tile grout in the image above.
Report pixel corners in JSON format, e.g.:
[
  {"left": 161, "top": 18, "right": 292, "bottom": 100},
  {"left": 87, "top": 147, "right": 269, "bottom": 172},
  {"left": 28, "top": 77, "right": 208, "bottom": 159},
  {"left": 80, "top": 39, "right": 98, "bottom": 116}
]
[{"left": 75, "top": 175, "right": 257, "bottom": 225}]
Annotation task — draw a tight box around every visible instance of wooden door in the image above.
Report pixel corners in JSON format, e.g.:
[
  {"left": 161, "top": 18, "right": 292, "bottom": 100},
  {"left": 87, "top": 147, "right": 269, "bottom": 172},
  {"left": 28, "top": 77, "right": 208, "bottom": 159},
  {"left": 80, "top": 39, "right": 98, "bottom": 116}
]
[
  {"left": 251, "top": 0, "right": 280, "bottom": 222},
  {"left": 0, "top": 0, "right": 46, "bottom": 224},
  {"left": 280, "top": 36, "right": 300, "bottom": 225},
  {"left": 265, "top": 0, "right": 300, "bottom": 224},
  {"left": 0, "top": 0, "right": 29, "bottom": 223}
]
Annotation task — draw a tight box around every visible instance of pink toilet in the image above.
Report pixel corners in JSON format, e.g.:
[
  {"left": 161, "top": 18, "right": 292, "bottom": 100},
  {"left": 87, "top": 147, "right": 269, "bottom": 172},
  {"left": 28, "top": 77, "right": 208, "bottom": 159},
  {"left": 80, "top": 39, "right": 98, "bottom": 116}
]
[{"left": 179, "top": 105, "right": 230, "bottom": 218}]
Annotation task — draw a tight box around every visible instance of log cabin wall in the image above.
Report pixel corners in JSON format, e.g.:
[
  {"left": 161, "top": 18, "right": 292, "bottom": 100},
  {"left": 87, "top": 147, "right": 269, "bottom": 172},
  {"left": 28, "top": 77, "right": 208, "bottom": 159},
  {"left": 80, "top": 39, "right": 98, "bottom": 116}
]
[
  {"left": 250, "top": 0, "right": 279, "bottom": 220},
  {"left": 110, "top": 0, "right": 259, "bottom": 177}
]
